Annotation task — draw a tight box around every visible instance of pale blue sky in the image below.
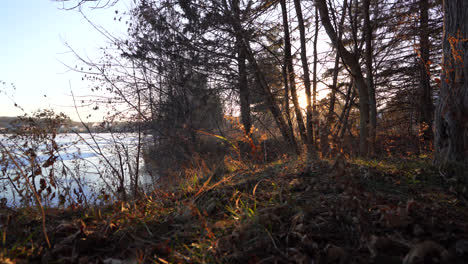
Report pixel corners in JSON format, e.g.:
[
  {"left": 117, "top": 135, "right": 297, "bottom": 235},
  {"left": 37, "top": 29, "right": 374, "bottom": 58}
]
[{"left": 0, "top": 0, "right": 131, "bottom": 121}]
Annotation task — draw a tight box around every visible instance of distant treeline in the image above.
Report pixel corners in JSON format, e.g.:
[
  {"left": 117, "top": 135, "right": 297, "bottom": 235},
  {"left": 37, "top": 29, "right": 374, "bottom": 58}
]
[
  {"left": 0, "top": 116, "right": 17, "bottom": 129},
  {"left": 0, "top": 116, "right": 141, "bottom": 133}
]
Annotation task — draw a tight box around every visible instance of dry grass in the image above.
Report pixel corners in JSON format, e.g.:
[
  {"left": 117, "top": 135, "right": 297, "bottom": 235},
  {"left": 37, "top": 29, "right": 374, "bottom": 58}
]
[{"left": 1, "top": 154, "right": 467, "bottom": 263}]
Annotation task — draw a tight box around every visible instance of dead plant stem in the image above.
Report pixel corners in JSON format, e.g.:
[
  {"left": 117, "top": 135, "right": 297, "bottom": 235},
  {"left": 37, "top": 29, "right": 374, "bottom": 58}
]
[{"left": 0, "top": 142, "right": 51, "bottom": 248}]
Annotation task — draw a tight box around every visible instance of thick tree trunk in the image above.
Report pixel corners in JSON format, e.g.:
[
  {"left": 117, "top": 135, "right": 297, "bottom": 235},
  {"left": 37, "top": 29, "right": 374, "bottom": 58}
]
[
  {"left": 293, "top": 0, "right": 317, "bottom": 158},
  {"left": 418, "top": 0, "right": 434, "bottom": 150},
  {"left": 315, "top": 0, "right": 370, "bottom": 156},
  {"left": 435, "top": 0, "right": 468, "bottom": 170},
  {"left": 280, "top": 0, "right": 308, "bottom": 145},
  {"left": 363, "top": 0, "right": 376, "bottom": 156}
]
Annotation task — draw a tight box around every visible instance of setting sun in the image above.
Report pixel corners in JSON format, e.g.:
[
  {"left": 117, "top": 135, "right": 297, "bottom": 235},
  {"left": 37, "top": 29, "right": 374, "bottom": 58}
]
[{"left": 297, "top": 84, "right": 329, "bottom": 110}]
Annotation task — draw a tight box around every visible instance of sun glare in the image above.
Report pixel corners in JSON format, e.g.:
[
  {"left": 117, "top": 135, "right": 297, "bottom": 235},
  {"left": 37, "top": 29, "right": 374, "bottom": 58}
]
[{"left": 298, "top": 84, "right": 329, "bottom": 110}]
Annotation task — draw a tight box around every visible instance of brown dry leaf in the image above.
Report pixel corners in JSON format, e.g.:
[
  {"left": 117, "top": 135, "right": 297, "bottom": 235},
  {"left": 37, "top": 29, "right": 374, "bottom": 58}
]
[
  {"left": 108, "top": 221, "right": 117, "bottom": 231},
  {"left": 367, "top": 235, "right": 409, "bottom": 258},
  {"left": 403, "top": 241, "right": 450, "bottom": 264},
  {"left": 377, "top": 205, "right": 411, "bottom": 228},
  {"left": 213, "top": 219, "right": 234, "bottom": 229},
  {"left": 325, "top": 244, "right": 349, "bottom": 264},
  {"left": 216, "top": 234, "right": 238, "bottom": 253},
  {"left": 0, "top": 257, "right": 15, "bottom": 264},
  {"left": 288, "top": 247, "right": 312, "bottom": 264},
  {"left": 289, "top": 178, "right": 301, "bottom": 187}
]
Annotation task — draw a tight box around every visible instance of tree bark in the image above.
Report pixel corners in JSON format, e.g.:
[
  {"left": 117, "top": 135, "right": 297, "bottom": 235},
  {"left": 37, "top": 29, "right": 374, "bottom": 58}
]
[
  {"left": 312, "top": 5, "right": 319, "bottom": 151},
  {"left": 280, "top": 0, "right": 308, "bottom": 145},
  {"left": 243, "top": 40, "right": 300, "bottom": 154},
  {"left": 237, "top": 44, "right": 252, "bottom": 135},
  {"left": 336, "top": 80, "right": 355, "bottom": 140},
  {"left": 363, "top": 0, "right": 376, "bottom": 156},
  {"left": 224, "top": 0, "right": 299, "bottom": 153},
  {"left": 233, "top": 0, "right": 252, "bottom": 136},
  {"left": 315, "top": 0, "right": 370, "bottom": 156},
  {"left": 418, "top": 0, "right": 434, "bottom": 149},
  {"left": 282, "top": 63, "right": 298, "bottom": 150},
  {"left": 293, "top": 0, "right": 317, "bottom": 158},
  {"left": 434, "top": 0, "right": 468, "bottom": 170},
  {"left": 324, "top": 0, "right": 347, "bottom": 157}
]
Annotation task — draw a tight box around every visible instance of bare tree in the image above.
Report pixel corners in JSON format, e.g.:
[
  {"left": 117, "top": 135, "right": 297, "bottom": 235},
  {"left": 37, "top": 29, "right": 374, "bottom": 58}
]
[
  {"left": 315, "top": 0, "right": 370, "bottom": 156},
  {"left": 418, "top": 0, "right": 434, "bottom": 149},
  {"left": 280, "top": 0, "right": 307, "bottom": 146},
  {"left": 293, "top": 0, "right": 318, "bottom": 158}
]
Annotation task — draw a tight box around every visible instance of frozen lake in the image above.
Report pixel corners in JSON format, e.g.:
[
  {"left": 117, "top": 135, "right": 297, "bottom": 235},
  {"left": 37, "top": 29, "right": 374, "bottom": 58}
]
[{"left": 0, "top": 133, "right": 155, "bottom": 207}]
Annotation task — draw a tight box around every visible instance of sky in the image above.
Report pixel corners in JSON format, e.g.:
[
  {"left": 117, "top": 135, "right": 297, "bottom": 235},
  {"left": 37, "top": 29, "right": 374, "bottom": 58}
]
[
  {"left": 0, "top": 0, "right": 331, "bottom": 122},
  {"left": 0, "top": 0, "right": 132, "bottom": 121}
]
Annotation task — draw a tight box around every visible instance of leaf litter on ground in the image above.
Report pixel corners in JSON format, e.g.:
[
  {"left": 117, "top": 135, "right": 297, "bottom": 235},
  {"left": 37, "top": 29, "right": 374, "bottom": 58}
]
[{"left": 0, "top": 155, "right": 467, "bottom": 263}]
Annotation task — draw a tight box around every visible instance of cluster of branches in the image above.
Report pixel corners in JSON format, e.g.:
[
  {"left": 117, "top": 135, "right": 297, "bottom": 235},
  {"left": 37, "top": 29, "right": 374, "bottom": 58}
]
[{"left": 66, "top": 0, "right": 467, "bottom": 169}]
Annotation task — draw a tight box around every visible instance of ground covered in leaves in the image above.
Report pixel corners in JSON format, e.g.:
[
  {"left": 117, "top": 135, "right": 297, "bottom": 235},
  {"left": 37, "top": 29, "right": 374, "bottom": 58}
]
[{"left": 1, "top": 155, "right": 468, "bottom": 263}]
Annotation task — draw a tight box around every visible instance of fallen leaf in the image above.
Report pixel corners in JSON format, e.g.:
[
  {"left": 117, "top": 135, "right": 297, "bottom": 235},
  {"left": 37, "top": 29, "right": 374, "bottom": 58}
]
[
  {"left": 325, "top": 244, "right": 349, "bottom": 264},
  {"left": 403, "top": 241, "right": 450, "bottom": 264},
  {"left": 367, "top": 235, "right": 409, "bottom": 258}
]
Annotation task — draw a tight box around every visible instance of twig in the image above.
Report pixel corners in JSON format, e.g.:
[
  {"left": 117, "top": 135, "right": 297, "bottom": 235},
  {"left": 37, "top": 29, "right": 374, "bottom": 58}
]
[
  {"left": 0, "top": 142, "right": 51, "bottom": 248},
  {"left": 264, "top": 227, "right": 289, "bottom": 260}
]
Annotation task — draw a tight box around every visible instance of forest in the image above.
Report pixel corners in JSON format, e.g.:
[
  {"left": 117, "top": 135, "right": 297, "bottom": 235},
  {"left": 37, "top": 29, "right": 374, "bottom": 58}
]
[{"left": 0, "top": 0, "right": 467, "bottom": 263}]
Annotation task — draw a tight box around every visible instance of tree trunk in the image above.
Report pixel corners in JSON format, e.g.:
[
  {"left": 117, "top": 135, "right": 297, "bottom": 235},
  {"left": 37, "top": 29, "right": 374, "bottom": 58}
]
[
  {"left": 226, "top": 0, "right": 298, "bottom": 153},
  {"left": 418, "top": 0, "right": 434, "bottom": 150},
  {"left": 282, "top": 64, "right": 298, "bottom": 150},
  {"left": 312, "top": 5, "right": 319, "bottom": 151},
  {"left": 336, "top": 81, "right": 355, "bottom": 139},
  {"left": 243, "top": 40, "right": 300, "bottom": 154},
  {"left": 293, "top": 0, "right": 317, "bottom": 158},
  {"left": 324, "top": 0, "right": 347, "bottom": 157},
  {"left": 434, "top": 0, "right": 468, "bottom": 171},
  {"left": 280, "top": 0, "right": 308, "bottom": 145},
  {"left": 363, "top": 0, "right": 376, "bottom": 156},
  {"left": 315, "top": 0, "right": 370, "bottom": 156},
  {"left": 232, "top": 0, "right": 252, "bottom": 136},
  {"left": 237, "top": 45, "right": 251, "bottom": 135}
]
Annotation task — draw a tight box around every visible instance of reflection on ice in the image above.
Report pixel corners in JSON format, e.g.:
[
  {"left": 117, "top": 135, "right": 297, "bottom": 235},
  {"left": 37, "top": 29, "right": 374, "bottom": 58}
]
[
  {"left": 59, "top": 152, "right": 97, "bottom": 161},
  {"left": 0, "top": 133, "right": 154, "bottom": 207}
]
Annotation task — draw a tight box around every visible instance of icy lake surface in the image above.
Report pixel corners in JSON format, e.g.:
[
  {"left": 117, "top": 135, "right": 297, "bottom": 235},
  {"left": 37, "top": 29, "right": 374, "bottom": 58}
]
[{"left": 0, "top": 133, "right": 154, "bottom": 206}]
